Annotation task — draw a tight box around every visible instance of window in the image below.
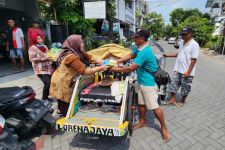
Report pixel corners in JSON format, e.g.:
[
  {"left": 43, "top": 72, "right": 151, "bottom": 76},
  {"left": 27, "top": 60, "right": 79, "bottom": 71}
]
[{"left": 128, "top": 2, "right": 133, "bottom": 9}]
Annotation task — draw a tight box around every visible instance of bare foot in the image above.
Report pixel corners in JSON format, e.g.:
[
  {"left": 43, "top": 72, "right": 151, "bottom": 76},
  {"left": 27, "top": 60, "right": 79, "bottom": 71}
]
[
  {"left": 165, "top": 101, "right": 177, "bottom": 106},
  {"left": 134, "top": 122, "right": 147, "bottom": 130},
  {"left": 162, "top": 127, "right": 170, "bottom": 142}
]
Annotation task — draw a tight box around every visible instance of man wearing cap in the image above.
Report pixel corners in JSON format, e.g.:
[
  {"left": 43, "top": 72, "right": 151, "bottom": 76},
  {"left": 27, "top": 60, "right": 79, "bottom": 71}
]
[
  {"left": 27, "top": 20, "right": 45, "bottom": 47},
  {"left": 110, "top": 29, "right": 170, "bottom": 142},
  {"left": 164, "top": 26, "right": 200, "bottom": 107}
]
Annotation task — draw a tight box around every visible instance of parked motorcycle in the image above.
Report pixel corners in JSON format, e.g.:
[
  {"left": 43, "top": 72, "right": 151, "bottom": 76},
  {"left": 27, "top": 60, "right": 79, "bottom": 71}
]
[
  {"left": 0, "top": 114, "right": 22, "bottom": 150},
  {"left": 0, "top": 86, "right": 55, "bottom": 137}
]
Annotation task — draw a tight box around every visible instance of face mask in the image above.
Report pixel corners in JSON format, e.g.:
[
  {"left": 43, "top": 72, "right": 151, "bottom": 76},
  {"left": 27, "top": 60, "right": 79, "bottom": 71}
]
[{"left": 37, "top": 44, "right": 44, "bottom": 47}]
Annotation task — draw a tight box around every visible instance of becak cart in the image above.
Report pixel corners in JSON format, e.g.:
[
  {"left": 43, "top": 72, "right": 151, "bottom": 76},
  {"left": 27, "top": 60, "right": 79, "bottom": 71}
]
[{"left": 56, "top": 44, "right": 138, "bottom": 136}]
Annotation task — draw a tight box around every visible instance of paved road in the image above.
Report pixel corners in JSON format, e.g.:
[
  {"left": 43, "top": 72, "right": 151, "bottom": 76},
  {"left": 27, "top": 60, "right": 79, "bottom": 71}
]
[
  {"left": 41, "top": 41, "right": 225, "bottom": 150},
  {"left": 1, "top": 41, "right": 225, "bottom": 150}
]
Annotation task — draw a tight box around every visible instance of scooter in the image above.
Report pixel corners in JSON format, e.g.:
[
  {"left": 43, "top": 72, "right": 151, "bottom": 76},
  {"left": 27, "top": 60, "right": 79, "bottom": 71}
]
[
  {"left": 0, "top": 114, "right": 22, "bottom": 150},
  {"left": 0, "top": 86, "right": 55, "bottom": 137}
]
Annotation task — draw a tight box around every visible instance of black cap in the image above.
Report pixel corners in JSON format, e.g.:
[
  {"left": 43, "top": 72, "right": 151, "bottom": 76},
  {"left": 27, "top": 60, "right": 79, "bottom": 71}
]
[
  {"left": 134, "top": 29, "right": 150, "bottom": 40},
  {"left": 180, "top": 26, "right": 193, "bottom": 35}
]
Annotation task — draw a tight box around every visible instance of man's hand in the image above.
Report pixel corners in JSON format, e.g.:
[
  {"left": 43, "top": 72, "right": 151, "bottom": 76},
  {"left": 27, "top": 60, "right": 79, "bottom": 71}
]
[
  {"left": 183, "top": 71, "right": 190, "bottom": 78},
  {"left": 22, "top": 45, "right": 25, "bottom": 51},
  {"left": 163, "top": 53, "right": 178, "bottom": 58},
  {"left": 163, "top": 53, "right": 168, "bottom": 57},
  {"left": 110, "top": 67, "right": 120, "bottom": 72}
]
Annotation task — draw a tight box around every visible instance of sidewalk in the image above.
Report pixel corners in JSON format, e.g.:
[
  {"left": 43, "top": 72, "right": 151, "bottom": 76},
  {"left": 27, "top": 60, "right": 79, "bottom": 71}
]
[{"left": 0, "top": 61, "right": 33, "bottom": 78}]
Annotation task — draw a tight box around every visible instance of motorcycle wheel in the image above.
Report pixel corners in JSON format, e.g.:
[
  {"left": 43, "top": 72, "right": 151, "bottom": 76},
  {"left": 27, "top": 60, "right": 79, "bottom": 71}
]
[{"left": 38, "top": 121, "right": 52, "bottom": 135}]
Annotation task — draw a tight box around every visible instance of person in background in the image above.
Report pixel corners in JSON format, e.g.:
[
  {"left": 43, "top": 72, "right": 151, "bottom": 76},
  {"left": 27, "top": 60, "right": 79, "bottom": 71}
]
[
  {"left": 0, "top": 32, "right": 7, "bottom": 59},
  {"left": 110, "top": 29, "right": 170, "bottom": 142},
  {"left": 27, "top": 20, "right": 45, "bottom": 48},
  {"left": 28, "top": 33, "right": 53, "bottom": 100},
  {"left": 50, "top": 35, "right": 109, "bottom": 116},
  {"left": 164, "top": 27, "right": 200, "bottom": 107},
  {"left": 6, "top": 18, "right": 25, "bottom": 71}
]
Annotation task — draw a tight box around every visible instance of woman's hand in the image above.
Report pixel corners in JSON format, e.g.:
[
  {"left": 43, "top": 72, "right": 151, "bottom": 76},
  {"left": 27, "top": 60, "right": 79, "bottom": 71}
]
[
  {"left": 95, "top": 59, "right": 103, "bottom": 64},
  {"left": 47, "top": 56, "right": 54, "bottom": 61}
]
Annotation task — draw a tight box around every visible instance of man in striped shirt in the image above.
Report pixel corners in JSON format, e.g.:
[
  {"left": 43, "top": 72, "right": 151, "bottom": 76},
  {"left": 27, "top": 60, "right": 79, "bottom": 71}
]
[{"left": 6, "top": 18, "right": 25, "bottom": 71}]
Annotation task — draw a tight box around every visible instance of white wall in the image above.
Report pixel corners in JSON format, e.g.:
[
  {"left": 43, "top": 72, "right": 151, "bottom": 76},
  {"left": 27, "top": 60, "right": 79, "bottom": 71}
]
[{"left": 115, "top": 0, "right": 126, "bottom": 22}]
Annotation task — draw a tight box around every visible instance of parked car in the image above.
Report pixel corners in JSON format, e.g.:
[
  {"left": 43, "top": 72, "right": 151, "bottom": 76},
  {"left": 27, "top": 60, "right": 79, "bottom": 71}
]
[
  {"left": 174, "top": 36, "right": 183, "bottom": 49},
  {"left": 168, "top": 37, "right": 176, "bottom": 44}
]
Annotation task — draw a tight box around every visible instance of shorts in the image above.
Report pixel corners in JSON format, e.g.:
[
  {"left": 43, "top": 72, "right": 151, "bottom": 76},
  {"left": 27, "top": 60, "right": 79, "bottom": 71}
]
[
  {"left": 169, "top": 71, "right": 193, "bottom": 96},
  {"left": 10, "top": 48, "right": 23, "bottom": 58},
  {"left": 137, "top": 84, "right": 159, "bottom": 110}
]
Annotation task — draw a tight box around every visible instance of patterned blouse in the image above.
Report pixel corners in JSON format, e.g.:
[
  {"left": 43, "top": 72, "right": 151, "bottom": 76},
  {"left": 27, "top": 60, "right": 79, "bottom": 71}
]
[{"left": 28, "top": 45, "right": 52, "bottom": 75}]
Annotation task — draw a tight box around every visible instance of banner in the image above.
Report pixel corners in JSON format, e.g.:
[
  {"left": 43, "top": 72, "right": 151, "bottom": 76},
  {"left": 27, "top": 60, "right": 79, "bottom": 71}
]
[{"left": 84, "top": 1, "right": 106, "bottom": 19}]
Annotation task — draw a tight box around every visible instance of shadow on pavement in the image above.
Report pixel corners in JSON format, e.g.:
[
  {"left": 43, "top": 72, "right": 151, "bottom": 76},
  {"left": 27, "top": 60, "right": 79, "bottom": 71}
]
[
  {"left": 69, "top": 133, "right": 130, "bottom": 150},
  {"left": 0, "top": 61, "right": 32, "bottom": 78}
]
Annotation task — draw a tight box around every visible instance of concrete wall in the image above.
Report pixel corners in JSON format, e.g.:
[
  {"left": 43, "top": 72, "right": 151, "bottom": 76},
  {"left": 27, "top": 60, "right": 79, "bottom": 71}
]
[
  {"left": 0, "top": 0, "right": 40, "bottom": 32},
  {"left": 24, "top": 0, "right": 40, "bottom": 20},
  {"left": 1, "top": 0, "right": 25, "bottom": 11},
  {"left": 0, "top": 9, "right": 24, "bottom": 32},
  {"left": 0, "top": 0, "right": 39, "bottom": 19}
]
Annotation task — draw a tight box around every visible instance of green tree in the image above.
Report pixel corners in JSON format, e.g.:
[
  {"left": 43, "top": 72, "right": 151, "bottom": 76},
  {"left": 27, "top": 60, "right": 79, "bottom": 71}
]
[
  {"left": 170, "top": 8, "right": 210, "bottom": 27},
  {"left": 162, "top": 24, "right": 175, "bottom": 38},
  {"left": 106, "top": 0, "right": 131, "bottom": 41},
  {"left": 176, "top": 15, "right": 213, "bottom": 46},
  {"left": 39, "top": 0, "right": 96, "bottom": 50},
  {"left": 142, "top": 12, "right": 164, "bottom": 37},
  {"left": 169, "top": 8, "right": 185, "bottom": 27},
  {"left": 106, "top": 0, "right": 116, "bottom": 41}
]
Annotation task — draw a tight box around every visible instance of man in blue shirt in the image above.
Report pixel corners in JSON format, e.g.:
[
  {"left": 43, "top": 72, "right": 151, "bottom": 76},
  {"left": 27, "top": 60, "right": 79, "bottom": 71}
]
[{"left": 110, "top": 29, "right": 169, "bottom": 142}]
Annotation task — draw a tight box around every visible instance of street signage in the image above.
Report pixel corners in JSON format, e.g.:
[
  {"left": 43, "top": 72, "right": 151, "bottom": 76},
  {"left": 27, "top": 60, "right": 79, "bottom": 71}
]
[{"left": 84, "top": 0, "right": 106, "bottom": 19}]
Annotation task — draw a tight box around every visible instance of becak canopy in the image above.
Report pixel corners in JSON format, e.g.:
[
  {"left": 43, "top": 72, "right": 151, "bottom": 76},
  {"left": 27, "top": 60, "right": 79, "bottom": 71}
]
[{"left": 87, "top": 44, "right": 131, "bottom": 59}]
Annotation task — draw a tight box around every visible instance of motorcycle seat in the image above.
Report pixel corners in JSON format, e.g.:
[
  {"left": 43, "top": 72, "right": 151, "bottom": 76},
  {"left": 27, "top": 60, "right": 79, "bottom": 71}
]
[{"left": 0, "top": 86, "right": 33, "bottom": 101}]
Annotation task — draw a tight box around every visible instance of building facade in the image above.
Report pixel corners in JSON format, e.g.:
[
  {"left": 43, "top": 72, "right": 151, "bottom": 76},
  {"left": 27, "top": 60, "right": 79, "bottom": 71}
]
[
  {"left": 135, "top": 0, "right": 149, "bottom": 29},
  {"left": 115, "top": 0, "right": 135, "bottom": 39},
  {"left": 205, "top": 0, "right": 225, "bottom": 35},
  {"left": 0, "top": 0, "right": 40, "bottom": 32}
]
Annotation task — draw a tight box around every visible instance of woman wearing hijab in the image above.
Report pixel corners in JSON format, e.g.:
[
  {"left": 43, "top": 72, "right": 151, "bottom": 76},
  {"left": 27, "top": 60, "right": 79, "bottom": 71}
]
[
  {"left": 28, "top": 33, "right": 53, "bottom": 100},
  {"left": 50, "top": 35, "right": 108, "bottom": 115}
]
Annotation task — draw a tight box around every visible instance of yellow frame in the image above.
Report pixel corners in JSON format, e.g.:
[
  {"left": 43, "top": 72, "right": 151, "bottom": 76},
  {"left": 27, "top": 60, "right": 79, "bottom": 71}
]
[{"left": 56, "top": 74, "right": 130, "bottom": 137}]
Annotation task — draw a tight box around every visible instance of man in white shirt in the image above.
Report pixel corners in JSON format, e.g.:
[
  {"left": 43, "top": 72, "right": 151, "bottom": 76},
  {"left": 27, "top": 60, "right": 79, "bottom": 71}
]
[
  {"left": 6, "top": 18, "right": 25, "bottom": 71},
  {"left": 164, "top": 27, "right": 200, "bottom": 107}
]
